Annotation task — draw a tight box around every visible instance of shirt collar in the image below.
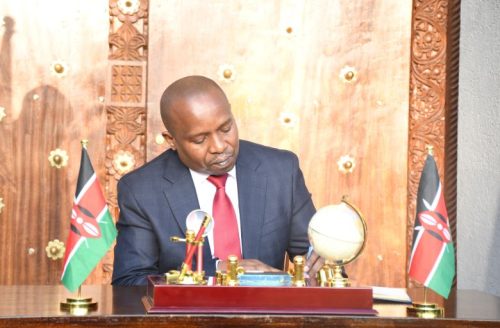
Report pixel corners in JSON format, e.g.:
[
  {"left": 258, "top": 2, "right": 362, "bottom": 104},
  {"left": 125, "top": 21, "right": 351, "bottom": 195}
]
[{"left": 189, "top": 166, "right": 237, "bottom": 184}]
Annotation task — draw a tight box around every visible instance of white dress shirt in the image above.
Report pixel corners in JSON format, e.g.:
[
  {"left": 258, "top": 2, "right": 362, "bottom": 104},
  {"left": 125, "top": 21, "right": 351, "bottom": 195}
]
[{"left": 189, "top": 167, "right": 242, "bottom": 257}]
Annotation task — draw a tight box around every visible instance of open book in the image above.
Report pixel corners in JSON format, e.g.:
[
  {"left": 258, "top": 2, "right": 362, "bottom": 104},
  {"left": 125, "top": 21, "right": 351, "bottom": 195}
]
[{"left": 372, "top": 286, "right": 412, "bottom": 303}]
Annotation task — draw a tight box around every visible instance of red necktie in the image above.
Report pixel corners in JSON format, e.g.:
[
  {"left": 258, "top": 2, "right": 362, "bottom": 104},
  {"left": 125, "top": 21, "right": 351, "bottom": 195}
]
[{"left": 207, "top": 174, "right": 242, "bottom": 260}]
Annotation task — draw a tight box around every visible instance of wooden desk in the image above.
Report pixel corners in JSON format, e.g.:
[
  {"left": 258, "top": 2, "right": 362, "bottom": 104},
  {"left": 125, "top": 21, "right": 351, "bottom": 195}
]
[{"left": 0, "top": 285, "right": 499, "bottom": 327}]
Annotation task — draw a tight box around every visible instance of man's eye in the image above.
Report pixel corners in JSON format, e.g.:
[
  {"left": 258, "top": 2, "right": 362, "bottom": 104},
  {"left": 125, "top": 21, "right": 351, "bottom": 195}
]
[
  {"left": 192, "top": 137, "right": 205, "bottom": 144},
  {"left": 221, "top": 124, "right": 231, "bottom": 133}
]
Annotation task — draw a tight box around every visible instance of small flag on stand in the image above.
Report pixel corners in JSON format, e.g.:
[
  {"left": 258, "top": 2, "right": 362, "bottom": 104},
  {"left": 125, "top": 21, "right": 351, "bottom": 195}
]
[
  {"left": 408, "top": 148, "right": 456, "bottom": 299},
  {"left": 61, "top": 140, "right": 117, "bottom": 292}
]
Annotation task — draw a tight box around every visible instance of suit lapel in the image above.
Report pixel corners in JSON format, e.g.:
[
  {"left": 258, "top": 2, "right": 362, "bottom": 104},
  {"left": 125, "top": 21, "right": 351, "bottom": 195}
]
[
  {"left": 236, "top": 145, "right": 267, "bottom": 259},
  {"left": 162, "top": 151, "right": 200, "bottom": 234},
  {"left": 161, "top": 151, "right": 214, "bottom": 272},
  {"left": 161, "top": 145, "right": 268, "bottom": 261}
]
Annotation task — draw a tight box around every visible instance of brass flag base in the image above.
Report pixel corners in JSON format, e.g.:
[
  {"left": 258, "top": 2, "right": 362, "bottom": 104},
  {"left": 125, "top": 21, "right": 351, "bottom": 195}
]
[
  {"left": 406, "top": 302, "right": 444, "bottom": 318},
  {"left": 60, "top": 297, "right": 98, "bottom": 316}
]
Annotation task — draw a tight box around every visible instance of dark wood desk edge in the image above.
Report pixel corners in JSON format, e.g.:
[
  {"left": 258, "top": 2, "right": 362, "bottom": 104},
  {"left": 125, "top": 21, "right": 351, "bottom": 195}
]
[
  {"left": 1, "top": 315, "right": 499, "bottom": 328},
  {"left": 1, "top": 286, "right": 499, "bottom": 327}
]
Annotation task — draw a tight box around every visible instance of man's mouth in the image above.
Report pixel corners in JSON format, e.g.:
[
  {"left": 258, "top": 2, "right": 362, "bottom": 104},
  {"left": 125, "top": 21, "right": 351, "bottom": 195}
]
[{"left": 212, "top": 155, "right": 233, "bottom": 167}]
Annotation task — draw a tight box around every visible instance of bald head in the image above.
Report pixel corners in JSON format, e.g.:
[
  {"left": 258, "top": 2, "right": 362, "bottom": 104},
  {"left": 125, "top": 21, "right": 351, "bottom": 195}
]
[
  {"left": 158, "top": 75, "right": 239, "bottom": 175},
  {"left": 160, "top": 76, "right": 229, "bottom": 134}
]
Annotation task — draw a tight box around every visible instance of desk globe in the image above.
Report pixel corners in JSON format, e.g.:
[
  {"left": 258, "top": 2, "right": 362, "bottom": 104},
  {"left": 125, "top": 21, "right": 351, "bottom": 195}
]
[{"left": 308, "top": 199, "right": 367, "bottom": 287}]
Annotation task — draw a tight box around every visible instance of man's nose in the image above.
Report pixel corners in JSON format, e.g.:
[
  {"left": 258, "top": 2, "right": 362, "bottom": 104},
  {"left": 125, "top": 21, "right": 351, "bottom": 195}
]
[{"left": 209, "top": 133, "right": 226, "bottom": 153}]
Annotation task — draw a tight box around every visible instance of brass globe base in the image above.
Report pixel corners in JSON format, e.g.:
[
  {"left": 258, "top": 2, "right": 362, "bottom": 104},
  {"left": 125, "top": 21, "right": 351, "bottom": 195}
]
[
  {"left": 317, "top": 264, "right": 350, "bottom": 287},
  {"left": 406, "top": 302, "right": 444, "bottom": 318},
  {"left": 60, "top": 297, "right": 97, "bottom": 316}
]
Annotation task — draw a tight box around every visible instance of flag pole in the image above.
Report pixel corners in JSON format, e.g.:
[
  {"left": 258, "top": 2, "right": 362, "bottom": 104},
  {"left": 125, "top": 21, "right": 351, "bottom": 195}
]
[
  {"left": 426, "top": 144, "right": 434, "bottom": 156},
  {"left": 60, "top": 139, "right": 99, "bottom": 315},
  {"left": 81, "top": 139, "right": 89, "bottom": 149},
  {"left": 406, "top": 145, "right": 444, "bottom": 318}
]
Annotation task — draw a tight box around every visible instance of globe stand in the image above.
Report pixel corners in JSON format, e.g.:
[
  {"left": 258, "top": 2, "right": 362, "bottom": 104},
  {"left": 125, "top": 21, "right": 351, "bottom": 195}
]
[
  {"left": 317, "top": 263, "right": 350, "bottom": 287},
  {"left": 309, "top": 198, "right": 367, "bottom": 288}
]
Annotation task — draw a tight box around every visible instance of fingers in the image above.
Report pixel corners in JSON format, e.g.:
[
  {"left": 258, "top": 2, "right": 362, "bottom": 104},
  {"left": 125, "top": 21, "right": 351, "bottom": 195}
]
[
  {"left": 304, "top": 250, "right": 322, "bottom": 273},
  {"left": 242, "top": 259, "right": 281, "bottom": 272},
  {"left": 303, "top": 250, "right": 325, "bottom": 286}
]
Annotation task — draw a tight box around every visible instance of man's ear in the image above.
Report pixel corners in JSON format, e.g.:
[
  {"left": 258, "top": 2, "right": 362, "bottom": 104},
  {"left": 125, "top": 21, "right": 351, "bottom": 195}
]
[{"left": 162, "top": 130, "right": 177, "bottom": 151}]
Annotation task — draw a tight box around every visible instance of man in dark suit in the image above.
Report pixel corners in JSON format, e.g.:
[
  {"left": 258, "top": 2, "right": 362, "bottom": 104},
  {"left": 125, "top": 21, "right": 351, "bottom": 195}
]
[{"left": 112, "top": 76, "right": 321, "bottom": 286}]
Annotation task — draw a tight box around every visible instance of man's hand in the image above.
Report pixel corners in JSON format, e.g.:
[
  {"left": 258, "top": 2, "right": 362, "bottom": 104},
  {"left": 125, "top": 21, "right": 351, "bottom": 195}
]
[
  {"left": 303, "top": 249, "right": 325, "bottom": 286},
  {"left": 217, "top": 259, "right": 281, "bottom": 273}
]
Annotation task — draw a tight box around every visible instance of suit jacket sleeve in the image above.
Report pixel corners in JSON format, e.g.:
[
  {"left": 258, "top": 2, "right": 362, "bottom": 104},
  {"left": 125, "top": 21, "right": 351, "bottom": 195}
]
[
  {"left": 111, "top": 178, "right": 159, "bottom": 286},
  {"left": 287, "top": 153, "right": 316, "bottom": 259}
]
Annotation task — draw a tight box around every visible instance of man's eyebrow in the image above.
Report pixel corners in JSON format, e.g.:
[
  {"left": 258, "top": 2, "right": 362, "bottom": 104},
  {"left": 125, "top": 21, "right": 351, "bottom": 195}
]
[
  {"left": 185, "top": 117, "right": 233, "bottom": 139},
  {"left": 186, "top": 131, "right": 208, "bottom": 139},
  {"left": 218, "top": 118, "right": 232, "bottom": 128}
]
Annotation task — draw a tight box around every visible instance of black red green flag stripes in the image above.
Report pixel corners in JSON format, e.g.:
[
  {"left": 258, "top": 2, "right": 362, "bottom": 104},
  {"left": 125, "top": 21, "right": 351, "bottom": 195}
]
[
  {"left": 408, "top": 153, "right": 455, "bottom": 298},
  {"left": 61, "top": 144, "right": 117, "bottom": 292}
]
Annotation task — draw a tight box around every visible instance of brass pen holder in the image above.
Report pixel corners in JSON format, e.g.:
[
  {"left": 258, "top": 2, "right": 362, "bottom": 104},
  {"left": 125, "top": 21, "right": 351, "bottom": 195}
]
[
  {"left": 167, "top": 230, "right": 207, "bottom": 285},
  {"left": 289, "top": 255, "right": 306, "bottom": 287},
  {"left": 215, "top": 255, "right": 245, "bottom": 286}
]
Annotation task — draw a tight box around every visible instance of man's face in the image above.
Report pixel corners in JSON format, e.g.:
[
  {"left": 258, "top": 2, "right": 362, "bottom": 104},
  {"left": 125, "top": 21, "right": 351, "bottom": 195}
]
[{"left": 165, "top": 90, "right": 239, "bottom": 175}]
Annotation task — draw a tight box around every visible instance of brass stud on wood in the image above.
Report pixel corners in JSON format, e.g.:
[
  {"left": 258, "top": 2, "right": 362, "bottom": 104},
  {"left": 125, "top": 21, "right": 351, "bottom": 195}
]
[
  {"left": 45, "top": 239, "right": 65, "bottom": 260},
  {"left": 218, "top": 64, "right": 236, "bottom": 83},
  {"left": 112, "top": 150, "right": 136, "bottom": 175},
  {"left": 48, "top": 149, "right": 69, "bottom": 169},
  {"left": 339, "top": 66, "right": 358, "bottom": 84},
  {"left": 0, "top": 197, "right": 5, "bottom": 214},
  {"left": 0, "top": 106, "right": 6, "bottom": 122},
  {"left": 51, "top": 60, "right": 68, "bottom": 77},
  {"left": 155, "top": 133, "right": 165, "bottom": 145},
  {"left": 337, "top": 155, "right": 356, "bottom": 174}
]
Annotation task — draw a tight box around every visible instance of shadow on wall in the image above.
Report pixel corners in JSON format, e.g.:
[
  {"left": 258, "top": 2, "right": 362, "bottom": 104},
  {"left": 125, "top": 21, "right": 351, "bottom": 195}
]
[
  {"left": 0, "top": 16, "right": 15, "bottom": 186},
  {"left": 0, "top": 16, "right": 14, "bottom": 111},
  {"left": 486, "top": 192, "right": 500, "bottom": 297},
  {"left": 1, "top": 84, "right": 74, "bottom": 285}
]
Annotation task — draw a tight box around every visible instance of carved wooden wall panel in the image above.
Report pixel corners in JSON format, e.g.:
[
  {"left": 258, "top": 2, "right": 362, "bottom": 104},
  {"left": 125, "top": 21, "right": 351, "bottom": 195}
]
[
  {"left": 101, "top": 0, "right": 149, "bottom": 284},
  {"left": 407, "top": 0, "right": 460, "bottom": 289}
]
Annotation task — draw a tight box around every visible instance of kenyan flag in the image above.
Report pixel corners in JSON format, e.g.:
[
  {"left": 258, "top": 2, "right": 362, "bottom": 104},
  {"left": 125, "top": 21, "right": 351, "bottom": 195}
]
[
  {"left": 61, "top": 143, "right": 117, "bottom": 292},
  {"left": 408, "top": 153, "right": 455, "bottom": 298}
]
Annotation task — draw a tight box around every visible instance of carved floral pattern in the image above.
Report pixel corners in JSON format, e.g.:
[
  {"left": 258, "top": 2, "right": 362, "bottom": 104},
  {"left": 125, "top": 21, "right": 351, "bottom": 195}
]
[
  {"left": 102, "top": 0, "right": 149, "bottom": 284},
  {"left": 109, "top": 22, "right": 147, "bottom": 60},
  {"left": 117, "top": 0, "right": 141, "bottom": 16},
  {"left": 106, "top": 106, "right": 146, "bottom": 205},
  {"left": 110, "top": 0, "right": 147, "bottom": 23},
  {"left": 407, "top": 0, "right": 458, "bottom": 287},
  {"left": 112, "top": 150, "right": 136, "bottom": 175},
  {"left": 109, "top": 0, "right": 148, "bottom": 60}
]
